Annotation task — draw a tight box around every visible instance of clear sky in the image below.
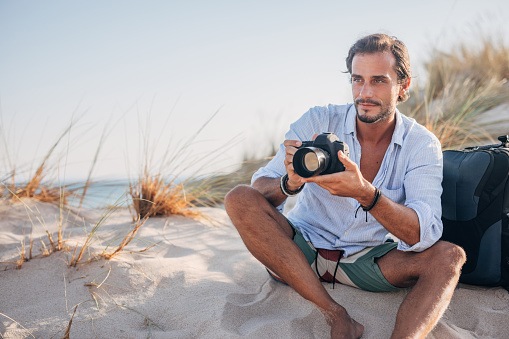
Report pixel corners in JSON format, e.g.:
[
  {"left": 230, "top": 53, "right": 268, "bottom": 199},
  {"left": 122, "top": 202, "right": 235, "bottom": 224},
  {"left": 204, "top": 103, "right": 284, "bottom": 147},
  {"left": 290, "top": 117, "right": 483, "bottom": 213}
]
[{"left": 1, "top": 0, "right": 508, "bottom": 181}]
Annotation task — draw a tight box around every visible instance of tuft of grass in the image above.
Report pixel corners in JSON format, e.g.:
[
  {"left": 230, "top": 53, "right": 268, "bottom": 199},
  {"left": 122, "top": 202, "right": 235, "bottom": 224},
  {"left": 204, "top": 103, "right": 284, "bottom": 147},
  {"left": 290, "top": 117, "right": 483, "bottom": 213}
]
[
  {"left": 1, "top": 119, "right": 76, "bottom": 204},
  {"left": 0, "top": 193, "right": 79, "bottom": 269},
  {"left": 0, "top": 114, "right": 103, "bottom": 267},
  {"left": 0, "top": 113, "right": 111, "bottom": 211},
  {"left": 400, "top": 33, "right": 509, "bottom": 150},
  {"left": 129, "top": 175, "right": 201, "bottom": 219},
  {"left": 128, "top": 108, "right": 232, "bottom": 219}
]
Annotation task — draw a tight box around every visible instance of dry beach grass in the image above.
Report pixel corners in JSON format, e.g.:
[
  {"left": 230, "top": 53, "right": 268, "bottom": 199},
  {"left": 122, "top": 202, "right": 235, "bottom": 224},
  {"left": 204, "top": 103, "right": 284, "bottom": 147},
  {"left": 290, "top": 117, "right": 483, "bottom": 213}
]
[{"left": 400, "top": 34, "right": 509, "bottom": 149}]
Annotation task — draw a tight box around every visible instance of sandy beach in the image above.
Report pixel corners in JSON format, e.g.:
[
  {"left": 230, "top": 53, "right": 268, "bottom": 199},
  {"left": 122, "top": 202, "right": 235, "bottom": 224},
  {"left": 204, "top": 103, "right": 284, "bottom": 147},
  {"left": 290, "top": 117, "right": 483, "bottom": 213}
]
[{"left": 1, "top": 200, "right": 508, "bottom": 338}]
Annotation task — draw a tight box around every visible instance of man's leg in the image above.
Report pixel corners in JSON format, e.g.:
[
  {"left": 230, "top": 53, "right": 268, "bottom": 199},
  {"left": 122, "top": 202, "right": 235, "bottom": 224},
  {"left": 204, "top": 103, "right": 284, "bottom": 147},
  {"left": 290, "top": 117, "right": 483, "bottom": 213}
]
[
  {"left": 376, "top": 241, "right": 466, "bottom": 338},
  {"left": 224, "top": 185, "right": 363, "bottom": 339}
]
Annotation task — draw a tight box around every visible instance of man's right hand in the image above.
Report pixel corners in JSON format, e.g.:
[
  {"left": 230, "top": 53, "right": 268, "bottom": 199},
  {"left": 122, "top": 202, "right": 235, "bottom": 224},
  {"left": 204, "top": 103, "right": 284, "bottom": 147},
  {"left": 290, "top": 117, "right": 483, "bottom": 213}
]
[{"left": 283, "top": 139, "right": 305, "bottom": 191}]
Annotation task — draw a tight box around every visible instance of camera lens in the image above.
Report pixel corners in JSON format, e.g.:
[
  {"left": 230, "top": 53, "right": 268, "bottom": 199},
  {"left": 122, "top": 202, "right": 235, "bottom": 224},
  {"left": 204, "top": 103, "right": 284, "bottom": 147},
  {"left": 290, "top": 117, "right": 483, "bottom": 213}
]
[
  {"left": 304, "top": 152, "right": 320, "bottom": 171},
  {"left": 293, "top": 147, "right": 330, "bottom": 178}
]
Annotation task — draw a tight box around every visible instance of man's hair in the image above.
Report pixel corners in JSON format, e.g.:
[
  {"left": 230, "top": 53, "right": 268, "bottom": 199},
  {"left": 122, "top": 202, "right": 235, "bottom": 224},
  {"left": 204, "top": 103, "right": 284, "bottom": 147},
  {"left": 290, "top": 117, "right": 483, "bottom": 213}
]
[{"left": 346, "top": 33, "right": 411, "bottom": 102}]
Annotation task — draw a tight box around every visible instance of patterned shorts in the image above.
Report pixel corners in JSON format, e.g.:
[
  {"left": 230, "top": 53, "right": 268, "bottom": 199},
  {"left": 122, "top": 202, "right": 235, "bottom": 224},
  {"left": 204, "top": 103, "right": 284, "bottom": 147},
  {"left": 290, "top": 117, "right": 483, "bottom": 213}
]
[{"left": 267, "top": 220, "right": 402, "bottom": 292}]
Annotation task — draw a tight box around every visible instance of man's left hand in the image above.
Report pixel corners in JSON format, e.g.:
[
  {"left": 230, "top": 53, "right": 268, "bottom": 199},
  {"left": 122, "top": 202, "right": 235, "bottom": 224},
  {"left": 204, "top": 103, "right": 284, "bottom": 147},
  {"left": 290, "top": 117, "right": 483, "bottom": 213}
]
[{"left": 302, "top": 151, "right": 374, "bottom": 204}]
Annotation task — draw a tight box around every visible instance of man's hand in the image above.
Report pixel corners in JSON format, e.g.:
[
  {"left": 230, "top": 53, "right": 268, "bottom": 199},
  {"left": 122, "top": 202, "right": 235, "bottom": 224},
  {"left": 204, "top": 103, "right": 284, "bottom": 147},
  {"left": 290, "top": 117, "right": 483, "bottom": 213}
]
[
  {"left": 302, "top": 150, "right": 375, "bottom": 206},
  {"left": 252, "top": 135, "right": 317, "bottom": 207},
  {"left": 283, "top": 139, "right": 306, "bottom": 191}
]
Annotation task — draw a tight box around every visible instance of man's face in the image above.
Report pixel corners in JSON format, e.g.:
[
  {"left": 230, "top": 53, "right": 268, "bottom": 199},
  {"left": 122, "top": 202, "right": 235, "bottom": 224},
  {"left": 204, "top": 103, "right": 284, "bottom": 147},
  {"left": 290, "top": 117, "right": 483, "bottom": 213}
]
[{"left": 351, "top": 52, "right": 408, "bottom": 124}]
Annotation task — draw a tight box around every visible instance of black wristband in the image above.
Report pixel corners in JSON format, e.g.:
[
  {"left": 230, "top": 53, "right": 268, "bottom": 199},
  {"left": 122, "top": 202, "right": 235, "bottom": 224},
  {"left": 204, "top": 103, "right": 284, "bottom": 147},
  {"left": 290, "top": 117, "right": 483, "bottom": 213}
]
[
  {"left": 361, "top": 187, "right": 381, "bottom": 212},
  {"left": 280, "top": 174, "right": 305, "bottom": 197}
]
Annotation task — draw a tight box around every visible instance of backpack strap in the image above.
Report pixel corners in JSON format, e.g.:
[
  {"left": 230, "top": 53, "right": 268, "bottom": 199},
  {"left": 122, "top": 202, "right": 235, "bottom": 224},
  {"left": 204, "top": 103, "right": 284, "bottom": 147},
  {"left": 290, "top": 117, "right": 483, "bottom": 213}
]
[{"left": 465, "top": 135, "right": 509, "bottom": 151}]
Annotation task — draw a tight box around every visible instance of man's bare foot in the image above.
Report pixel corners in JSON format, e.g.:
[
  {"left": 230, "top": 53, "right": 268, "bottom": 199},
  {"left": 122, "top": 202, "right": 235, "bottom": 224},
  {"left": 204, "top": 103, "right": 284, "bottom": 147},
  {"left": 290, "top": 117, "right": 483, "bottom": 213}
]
[{"left": 326, "top": 307, "right": 364, "bottom": 339}]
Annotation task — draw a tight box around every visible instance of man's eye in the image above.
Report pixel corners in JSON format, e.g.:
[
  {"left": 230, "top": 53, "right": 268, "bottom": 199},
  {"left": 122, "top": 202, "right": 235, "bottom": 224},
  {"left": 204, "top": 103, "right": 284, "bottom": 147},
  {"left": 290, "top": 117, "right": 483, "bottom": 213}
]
[{"left": 352, "top": 78, "right": 362, "bottom": 83}]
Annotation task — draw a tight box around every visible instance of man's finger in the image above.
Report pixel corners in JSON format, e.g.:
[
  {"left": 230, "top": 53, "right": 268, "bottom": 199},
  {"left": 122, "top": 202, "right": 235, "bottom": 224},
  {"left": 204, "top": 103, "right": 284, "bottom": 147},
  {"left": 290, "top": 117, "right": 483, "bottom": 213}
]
[
  {"left": 285, "top": 153, "right": 295, "bottom": 166},
  {"left": 302, "top": 172, "right": 335, "bottom": 184},
  {"left": 337, "top": 150, "right": 357, "bottom": 170},
  {"left": 283, "top": 139, "right": 302, "bottom": 148}
]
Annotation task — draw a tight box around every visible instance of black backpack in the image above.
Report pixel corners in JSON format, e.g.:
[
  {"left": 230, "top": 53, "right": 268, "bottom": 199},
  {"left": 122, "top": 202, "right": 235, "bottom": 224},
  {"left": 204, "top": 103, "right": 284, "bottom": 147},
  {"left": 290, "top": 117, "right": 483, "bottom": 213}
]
[{"left": 440, "top": 135, "right": 509, "bottom": 289}]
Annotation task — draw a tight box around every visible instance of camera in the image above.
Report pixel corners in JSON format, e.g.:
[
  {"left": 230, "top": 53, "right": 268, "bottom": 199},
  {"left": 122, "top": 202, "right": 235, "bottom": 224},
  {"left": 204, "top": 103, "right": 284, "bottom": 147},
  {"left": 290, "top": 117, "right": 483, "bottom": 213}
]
[{"left": 293, "top": 132, "right": 350, "bottom": 178}]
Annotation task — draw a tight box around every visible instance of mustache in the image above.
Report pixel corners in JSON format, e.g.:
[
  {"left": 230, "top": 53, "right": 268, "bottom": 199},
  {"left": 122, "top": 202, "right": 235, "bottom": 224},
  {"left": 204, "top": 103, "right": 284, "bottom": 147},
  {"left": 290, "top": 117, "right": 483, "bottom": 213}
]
[{"left": 355, "top": 98, "right": 381, "bottom": 106}]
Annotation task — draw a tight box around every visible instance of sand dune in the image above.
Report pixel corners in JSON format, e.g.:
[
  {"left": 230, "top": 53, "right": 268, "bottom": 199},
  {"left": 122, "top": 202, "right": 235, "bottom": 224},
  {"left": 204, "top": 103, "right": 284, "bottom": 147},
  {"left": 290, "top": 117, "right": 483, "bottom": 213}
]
[{"left": 1, "top": 200, "right": 508, "bottom": 338}]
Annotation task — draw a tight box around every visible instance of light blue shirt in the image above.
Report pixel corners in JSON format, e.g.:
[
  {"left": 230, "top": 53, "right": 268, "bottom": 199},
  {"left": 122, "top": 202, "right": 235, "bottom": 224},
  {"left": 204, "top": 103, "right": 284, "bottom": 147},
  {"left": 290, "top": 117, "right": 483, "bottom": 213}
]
[{"left": 252, "top": 104, "right": 443, "bottom": 257}]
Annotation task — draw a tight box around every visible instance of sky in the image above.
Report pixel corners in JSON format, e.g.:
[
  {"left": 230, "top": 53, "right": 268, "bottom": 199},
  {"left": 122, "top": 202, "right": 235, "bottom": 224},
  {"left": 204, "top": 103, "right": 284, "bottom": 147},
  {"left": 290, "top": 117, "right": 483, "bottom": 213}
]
[{"left": 1, "top": 0, "right": 508, "bottom": 181}]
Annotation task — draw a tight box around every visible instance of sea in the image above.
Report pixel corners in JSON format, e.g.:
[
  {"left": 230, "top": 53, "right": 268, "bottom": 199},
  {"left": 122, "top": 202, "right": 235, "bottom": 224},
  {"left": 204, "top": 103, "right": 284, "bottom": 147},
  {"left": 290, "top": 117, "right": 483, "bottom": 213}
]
[{"left": 65, "top": 179, "right": 135, "bottom": 209}]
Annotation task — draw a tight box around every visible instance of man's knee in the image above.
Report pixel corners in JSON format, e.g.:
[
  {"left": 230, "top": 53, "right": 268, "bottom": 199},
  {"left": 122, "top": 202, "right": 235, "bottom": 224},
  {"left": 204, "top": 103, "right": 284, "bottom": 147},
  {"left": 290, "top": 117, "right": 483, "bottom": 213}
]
[
  {"left": 426, "top": 241, "right": 466, "bottom": 275},
  {"left": 224, "top": 185, "right": 256, "bottom": 212},
  {"left": 224, "top": 185, "right": 265, "bottom": 219}
]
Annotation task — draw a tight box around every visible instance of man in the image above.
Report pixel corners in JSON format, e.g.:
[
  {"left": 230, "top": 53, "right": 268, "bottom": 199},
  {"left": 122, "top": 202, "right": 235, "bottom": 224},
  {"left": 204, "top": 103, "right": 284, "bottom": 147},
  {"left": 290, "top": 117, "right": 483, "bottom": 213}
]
[{"left": 225, "top": 34, "right": 466, "bottom": 339}]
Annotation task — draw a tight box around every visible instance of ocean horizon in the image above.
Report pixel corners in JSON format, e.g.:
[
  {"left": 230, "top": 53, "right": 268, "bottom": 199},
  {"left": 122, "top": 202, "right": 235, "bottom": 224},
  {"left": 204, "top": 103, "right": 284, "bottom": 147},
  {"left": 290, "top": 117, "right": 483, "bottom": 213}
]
[
  {"left": 64, "top": 177, "right": 186, "bottom": 209},
  {"left": 65, "top": 179, "right": 133, "bottom": 209}
]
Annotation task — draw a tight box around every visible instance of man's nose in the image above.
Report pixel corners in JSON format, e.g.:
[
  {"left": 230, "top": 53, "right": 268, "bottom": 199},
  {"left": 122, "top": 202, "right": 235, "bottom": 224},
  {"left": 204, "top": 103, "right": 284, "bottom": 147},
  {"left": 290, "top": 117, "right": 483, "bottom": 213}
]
[{"left": 359, "top": 83, "right": 373, "bottom": 97}]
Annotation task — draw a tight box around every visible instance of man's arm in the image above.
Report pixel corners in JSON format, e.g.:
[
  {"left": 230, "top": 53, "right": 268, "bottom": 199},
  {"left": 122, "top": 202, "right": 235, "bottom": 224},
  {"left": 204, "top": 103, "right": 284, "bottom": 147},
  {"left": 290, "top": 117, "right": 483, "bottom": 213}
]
[
  {"left": 251, "top": 177, "right": 287, "bottom": 207},
  {"left": 362, "top": 185, "right": 420, "bottom": 246},
  {"left": 303, "top": 151, "right": 421, "bottom": 246}
]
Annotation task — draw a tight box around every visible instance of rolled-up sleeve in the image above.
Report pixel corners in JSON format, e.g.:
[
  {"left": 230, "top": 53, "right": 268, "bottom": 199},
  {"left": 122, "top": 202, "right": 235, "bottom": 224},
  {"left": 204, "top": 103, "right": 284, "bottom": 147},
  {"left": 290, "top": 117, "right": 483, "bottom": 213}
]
[{"left": 397, "top": 136, "right": 443, "bottom": 252}]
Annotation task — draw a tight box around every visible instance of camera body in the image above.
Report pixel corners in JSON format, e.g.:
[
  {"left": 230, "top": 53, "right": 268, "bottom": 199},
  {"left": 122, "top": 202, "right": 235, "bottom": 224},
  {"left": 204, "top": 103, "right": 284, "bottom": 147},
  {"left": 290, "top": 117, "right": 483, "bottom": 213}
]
[{"left": 293, "top": 132, "right": 350, "bottom": 178}]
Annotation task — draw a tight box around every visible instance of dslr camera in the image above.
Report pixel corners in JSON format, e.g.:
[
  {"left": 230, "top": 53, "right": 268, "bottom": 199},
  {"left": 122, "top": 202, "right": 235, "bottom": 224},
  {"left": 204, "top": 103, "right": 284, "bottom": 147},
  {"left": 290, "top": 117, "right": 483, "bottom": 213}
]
[{"left": 293, "top": 132, "right": 350, "bottom": 178}]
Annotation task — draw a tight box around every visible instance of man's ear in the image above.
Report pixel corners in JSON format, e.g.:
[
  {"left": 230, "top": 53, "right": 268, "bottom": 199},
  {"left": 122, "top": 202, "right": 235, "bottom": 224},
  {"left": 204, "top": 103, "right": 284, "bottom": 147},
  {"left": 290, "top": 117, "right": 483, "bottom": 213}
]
[{"left": 400, "top": 77, "right": 411, "bottom": 95}]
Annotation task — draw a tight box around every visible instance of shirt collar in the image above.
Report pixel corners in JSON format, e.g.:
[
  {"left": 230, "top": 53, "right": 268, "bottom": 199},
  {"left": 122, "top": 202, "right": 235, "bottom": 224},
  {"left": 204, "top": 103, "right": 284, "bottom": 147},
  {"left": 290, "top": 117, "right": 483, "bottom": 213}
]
[
  {"left": 345, "top": 104, "right": 357, "bottom": 135},
  {"left": 345, "top": 104, "right": 404, "bottom": 147},
  {"left": 392, "top": 109, "right": 404, "bottom": 147}
]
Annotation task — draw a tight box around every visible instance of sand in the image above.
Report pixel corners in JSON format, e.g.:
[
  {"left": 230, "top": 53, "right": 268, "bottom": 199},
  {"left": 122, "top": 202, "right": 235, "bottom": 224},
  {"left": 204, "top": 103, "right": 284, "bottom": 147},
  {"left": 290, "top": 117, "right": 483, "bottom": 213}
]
[{"left": 1, "top": 200, "right": 508, "bottom": 338}]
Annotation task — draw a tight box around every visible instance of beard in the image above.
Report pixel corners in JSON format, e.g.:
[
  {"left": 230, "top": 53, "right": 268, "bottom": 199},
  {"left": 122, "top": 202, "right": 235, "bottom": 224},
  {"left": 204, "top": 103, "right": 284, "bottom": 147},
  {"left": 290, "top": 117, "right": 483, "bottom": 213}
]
[{"left": 354, "top": 98, "right": 395, "bottom": 124}]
